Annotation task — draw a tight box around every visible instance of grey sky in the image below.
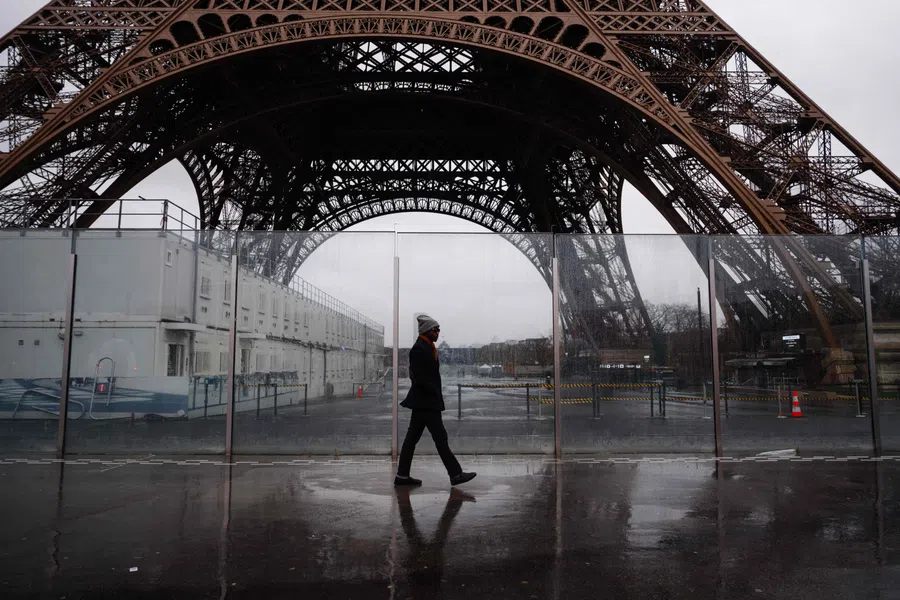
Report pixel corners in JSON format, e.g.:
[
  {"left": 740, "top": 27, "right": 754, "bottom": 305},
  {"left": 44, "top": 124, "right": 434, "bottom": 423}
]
[{"left": 2, "top": 1, "right": 898, "bottom": 344}]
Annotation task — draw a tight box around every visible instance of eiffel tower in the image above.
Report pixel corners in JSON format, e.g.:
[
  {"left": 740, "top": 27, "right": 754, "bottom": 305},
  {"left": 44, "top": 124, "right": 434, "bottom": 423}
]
[{"left": 1, "top": 0, "right": 898, "bottom": 353}]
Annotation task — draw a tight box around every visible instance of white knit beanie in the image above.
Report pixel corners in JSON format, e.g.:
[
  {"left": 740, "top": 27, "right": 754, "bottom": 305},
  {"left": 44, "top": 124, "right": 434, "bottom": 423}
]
[{"left": 417, "top": 314, "right": 440, "bottom": 335}]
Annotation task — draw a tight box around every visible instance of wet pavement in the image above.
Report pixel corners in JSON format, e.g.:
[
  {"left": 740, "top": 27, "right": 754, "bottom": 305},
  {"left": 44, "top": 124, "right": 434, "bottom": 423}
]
[{"left": 1, "top": 455, "right": 899, "bottom": 599}]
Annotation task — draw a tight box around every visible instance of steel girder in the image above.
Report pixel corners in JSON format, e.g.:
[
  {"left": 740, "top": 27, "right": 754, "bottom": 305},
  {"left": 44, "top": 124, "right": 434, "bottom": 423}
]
[{"left": 2, "top": 1, "right": 899, "bottom": 236}]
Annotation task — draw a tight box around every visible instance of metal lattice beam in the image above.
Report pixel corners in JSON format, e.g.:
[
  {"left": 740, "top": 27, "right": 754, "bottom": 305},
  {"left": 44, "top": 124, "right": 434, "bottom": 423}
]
[{"left": 2, "top": 0, "right": 899, "bottom": 351}]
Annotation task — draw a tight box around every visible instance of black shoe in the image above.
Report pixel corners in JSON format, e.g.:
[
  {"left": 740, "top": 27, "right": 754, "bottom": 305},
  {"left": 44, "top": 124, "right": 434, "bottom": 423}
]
[
  {"left": 394, "top": 475, "right": 422, "bottom": 486},
  {"left": 450, "top": 472, "right": 476, "bottom": 486}
]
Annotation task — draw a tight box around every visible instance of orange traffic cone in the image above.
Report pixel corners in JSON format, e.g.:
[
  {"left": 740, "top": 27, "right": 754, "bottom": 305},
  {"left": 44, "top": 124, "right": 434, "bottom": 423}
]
[
  {"left": 790, "top": 391, "right": 804, "bottom": 418},
  {"left": 357, "top": 385, "right": 363, "bottom": 399}
]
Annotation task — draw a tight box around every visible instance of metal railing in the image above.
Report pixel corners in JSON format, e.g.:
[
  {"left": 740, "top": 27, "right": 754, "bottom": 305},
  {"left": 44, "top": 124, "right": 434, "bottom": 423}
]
[
  {"left": 0, "top": 197, "right": 201, "bottom": 232},
  {"left": 456, "top": 381, "right": 668, "bottom": 420}
]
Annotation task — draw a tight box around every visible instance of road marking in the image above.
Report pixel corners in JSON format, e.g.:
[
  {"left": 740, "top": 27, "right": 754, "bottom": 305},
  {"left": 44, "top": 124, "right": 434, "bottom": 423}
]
[
  {"left": 97, "top": 454, "right": 155, "bottom": 473},
  {"left": 3, "top": 454, "right": 900, "bottom": 468}
]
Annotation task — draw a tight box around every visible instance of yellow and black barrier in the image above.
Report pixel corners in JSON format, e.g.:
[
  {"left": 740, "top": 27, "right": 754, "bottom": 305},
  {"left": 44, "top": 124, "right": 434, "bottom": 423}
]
[
  {"left": 533, "top": 396, "right": 655, "bottom": 403},
  {"left": 540, "top": 398, "right": 593, "bottom": 405},
  {"left": 537, "top": 397, "right": 664, "bottom": 405}
]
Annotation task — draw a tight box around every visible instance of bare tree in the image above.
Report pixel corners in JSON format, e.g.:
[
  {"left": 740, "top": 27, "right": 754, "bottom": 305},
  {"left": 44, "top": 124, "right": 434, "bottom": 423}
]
[{"left": 645, "top": 302, "right": 708, "bottom": 385}]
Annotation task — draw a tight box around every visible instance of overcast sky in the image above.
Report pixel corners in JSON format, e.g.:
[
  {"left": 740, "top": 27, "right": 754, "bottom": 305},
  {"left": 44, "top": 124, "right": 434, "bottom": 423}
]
[{"left": 3, "top": 1, "right": 899, "bottom": 344}]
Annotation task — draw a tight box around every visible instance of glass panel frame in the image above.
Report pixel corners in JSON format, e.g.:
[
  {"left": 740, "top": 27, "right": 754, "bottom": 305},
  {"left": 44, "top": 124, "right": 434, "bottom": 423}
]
[
  {"left": 556, "top": 234, "right": 715, "bottom": 453},
  {"left": 63, "top": 229, "right": 233, "bottom": 454},
  {"left": 863, "top": 236, "right": 900, "bottom": 452},
  {"left": 230, "top": 231, "right": 393, "bottom": 454},
  {"left": 712, "top": 235, "right": 872, "bottom": 455},
  {"left": 397, "top": 232, "right": 556, "bottom": 455},
  {"left": 0, "top": 230, "right": 71, "bottom": 454},
  {"left": 4, "top": 227, "right": 885, "bottom": 458}
]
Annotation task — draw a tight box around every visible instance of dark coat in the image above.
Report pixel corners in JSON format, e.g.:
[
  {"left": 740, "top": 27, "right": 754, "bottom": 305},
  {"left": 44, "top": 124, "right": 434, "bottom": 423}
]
[{"left": 400, "top": 336, "right": 445, "bottom": 411}]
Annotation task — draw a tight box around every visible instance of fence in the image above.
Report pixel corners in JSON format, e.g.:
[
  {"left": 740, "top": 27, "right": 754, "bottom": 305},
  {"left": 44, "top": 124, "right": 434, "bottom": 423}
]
[{"left": 2, "top": 228, "right": 899, "bottom": 457}]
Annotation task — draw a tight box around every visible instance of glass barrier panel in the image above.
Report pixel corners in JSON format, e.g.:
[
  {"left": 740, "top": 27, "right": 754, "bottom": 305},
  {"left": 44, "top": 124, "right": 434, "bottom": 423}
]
[
  {"left": 557, "top": 235, "right": 714, "bottom": 453},
  {"left": 398, "top": 233, "right": 554, "bottom": 454},
  {"left": 64, "top": 230, "right": 234, "bottom": 454},
  {"left": 0, "top": 230, "right": 71, "bottom": 453},
  {"left": 864, "top": 237, "right": 900, "bottom": 452},
  {"left": 712, "top": 236, "right": 871, "bottom": 454},
  {"left": 231, "top": 231, "right": 393, "bottom": 454}
]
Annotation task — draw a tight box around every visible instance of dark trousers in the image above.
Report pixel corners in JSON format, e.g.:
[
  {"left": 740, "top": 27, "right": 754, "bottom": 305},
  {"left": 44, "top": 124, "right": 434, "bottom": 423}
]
[{"left": 398, "top": 410, "right": 461, "bottom": 477}]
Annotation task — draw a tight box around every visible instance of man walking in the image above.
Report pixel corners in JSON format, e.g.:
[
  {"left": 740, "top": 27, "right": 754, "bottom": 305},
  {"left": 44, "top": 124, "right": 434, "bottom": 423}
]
[{"left": 395, "top": 315, "right": 476, "bottom": 487}]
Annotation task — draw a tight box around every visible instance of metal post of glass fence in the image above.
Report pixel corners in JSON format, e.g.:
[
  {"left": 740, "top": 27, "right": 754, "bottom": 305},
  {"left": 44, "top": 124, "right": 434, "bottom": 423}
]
[
  {"left": 650, "top": 384, "right": 655, "bottom": 418},
  {"left": 56, "top": 254, "right": 77, "bottom": 459},
  {"left": 591, "top": 383, "right": 597, "bottom": 419},
  {"left": 224, "top": 248, "right": 239, "bottom": 458},
  {"left": 552, "top": 255, "right": 562, "bottom": 459},
  {"left": 457, "top": 384, "right": 462, "bottom": 421},
  {"left": 204, "top": 380, "right": 209, "bottom": 418},
  {"left": 708, "top": 250, "right": 724, "bottom": 458},
  {"left": 861, "top": 243, "right": 882, "bottom": 455},
  {"left": 391, "top": 239, "right": 400, "bottom": 459}
]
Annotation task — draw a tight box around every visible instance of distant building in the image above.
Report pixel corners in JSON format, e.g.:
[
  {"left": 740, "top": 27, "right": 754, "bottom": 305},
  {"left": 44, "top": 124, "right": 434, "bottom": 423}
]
[{"left": 0, "top": 232, "right": 385, "bottom": 418}]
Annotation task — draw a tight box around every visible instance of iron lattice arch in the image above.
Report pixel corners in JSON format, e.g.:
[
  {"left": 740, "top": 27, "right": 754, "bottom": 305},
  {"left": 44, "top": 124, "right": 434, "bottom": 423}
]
[{"left": 2, "top": 0, "right": 900, "bottom": 350}]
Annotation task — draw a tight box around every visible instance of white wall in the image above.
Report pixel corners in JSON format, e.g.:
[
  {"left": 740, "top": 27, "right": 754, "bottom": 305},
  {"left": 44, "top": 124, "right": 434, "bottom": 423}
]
[
  {"left": 70, "top": 232, "right": 165, "bottom": 317},
  {"left": 0, "top": 231, "right": 71, "bottom": 378},
  {"left": 0, "top": 231, "right": 70, "bottom": 316}
]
